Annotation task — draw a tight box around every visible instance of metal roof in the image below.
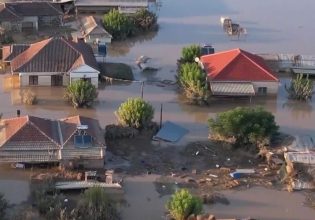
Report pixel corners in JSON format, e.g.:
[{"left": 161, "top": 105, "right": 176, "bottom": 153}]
[{"left": 210, "top": 82, "right": 255, "bottom": 96}]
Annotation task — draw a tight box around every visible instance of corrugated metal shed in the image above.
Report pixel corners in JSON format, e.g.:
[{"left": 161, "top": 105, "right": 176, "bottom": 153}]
[{"left": 210, "top": 82, "right": 255, "bottom": 96}]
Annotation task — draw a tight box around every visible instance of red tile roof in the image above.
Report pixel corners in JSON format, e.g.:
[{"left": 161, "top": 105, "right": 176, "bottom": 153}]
[
  {"left": 9, "top": 37, "right": 99, "bottom": 73},
  {"left": 201, "top": 48, "right": 278, "bottom": 82}
]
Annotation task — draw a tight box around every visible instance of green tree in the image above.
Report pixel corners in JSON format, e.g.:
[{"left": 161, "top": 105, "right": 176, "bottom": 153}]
[
  {"left": 115, "top": 98, "right": 154, "bottom": 129},
  {"left": 177, "top": 62, "right": 208, "bottom": 104},
  {"left": 180, "top": 45, "right": 201, "bottom": 63},
  {"left": 64, "top": 80, "right": 98, "bottom": 108},
  {"left": 132, "top": 9, "right": 158, "bottom": 32},
  {"left": 74, "top": 187, "right": 119, "bottom": 220},
  {"left": 103, "top": 9, "right": 133, "bottom": 40},
  {"left": 208, "top": 107, "right": 279, "bottom": 147},
  {"left": 285, "top": 73, "right": 313, "bottom": 101},
  {"left": 0, "top": 193, "right": 8, "bottom": 220},
  {"left": 166, "top": 189, "right": 202, "bottom": 220}
]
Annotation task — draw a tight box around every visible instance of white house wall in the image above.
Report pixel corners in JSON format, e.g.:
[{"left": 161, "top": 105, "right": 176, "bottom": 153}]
[
  {"left": 19, "top": 72, "right": 67, "bottom": 86},
  {"left": 71, "top": 77, "right": 98, "bottom": 88},
  {"left": 252, "top": 81, "right": 279, "bottom": 95}
]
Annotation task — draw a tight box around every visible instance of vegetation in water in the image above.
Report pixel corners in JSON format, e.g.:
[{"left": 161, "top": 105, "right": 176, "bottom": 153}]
[
  {"left": 64, "top": 80, "right": 98, "bottom": 108},
  {"left": 285, "top": 73, "right": 313, "bottom": 101},
  {"left": 103, "top": 9, "right": 158, "bottom": 40},
  {"left": 115, "top": 98, "right": 154, "bottom": 129},
  {"left": 180, "top": 45, "right": 201, "bottom": 63},
  {"left": 166, "top": 189, "right": 203, "bottom": 220},
  {"left": 0, "top": 193, "right": 8, "bottom": 220},
  {"left": 177, "top": 62, "right": 208, "bottom": 105},
  {"left": 208, "top": 107, "right": 279, "bottom": 148}
]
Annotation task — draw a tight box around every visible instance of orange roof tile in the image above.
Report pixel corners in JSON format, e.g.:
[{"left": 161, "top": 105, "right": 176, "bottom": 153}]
[{"left": 200, "top": 48, "right": 278, "bottom": 82}]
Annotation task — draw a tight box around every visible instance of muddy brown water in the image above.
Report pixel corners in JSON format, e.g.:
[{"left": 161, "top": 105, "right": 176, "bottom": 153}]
[{"left": 1, "top": 0, "right": 315, "bottom": 218}]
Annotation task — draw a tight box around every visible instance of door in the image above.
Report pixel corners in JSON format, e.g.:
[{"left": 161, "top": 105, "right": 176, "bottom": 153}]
[
  {"left": 51, "top": 75, "right": 63, "bottom": 86},
  {"left": 21, "top": 22, "right": 34, "bottom": 32}
]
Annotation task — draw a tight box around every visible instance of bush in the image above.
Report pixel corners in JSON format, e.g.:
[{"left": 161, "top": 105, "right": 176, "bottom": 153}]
[
  {"left": 166, "top": 189, "right": 203, "bottom": 220},
  {"left": 285, "top": 73, "right": 313, "bottom": 101},
  {"left": 73, "top": 187, "right": 119, "bottom": 220},
  {"left": 64, "top": 80, "right": 98, "bottom": 108},
  {"left": 208, "top": 107, "right": 279, "bottom": 147},
  {"left": 99, "top": 62, "right": 134, "bottom": 80},
  {"left": 180, "top": 45, "right": 201, "bottom": 63},
  {"left": 115, "top": 98, "right": 154, "bottom": 129},
  {"left": 0, "top": 193, "right": 8, "bottom": 220},
  {"left": 103, "top": 9, "right": 133, "bottom": 40},
  {"left": 177, "top": 62, "right": 208, "bottom": 104},
  {"left": 133, "top": 9, "right": 158, "bottom": 32},
  {"left": 22, "top": 89, "right": 37, "bottom": 105}
]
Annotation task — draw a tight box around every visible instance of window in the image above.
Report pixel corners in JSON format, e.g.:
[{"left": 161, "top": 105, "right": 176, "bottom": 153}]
[
  {"left": 257, "top": 87, "right": 267, "bottom": 95},
  {"left": 29, "top": 75, "right": 38, "bottom": 85},
  {"left": 74, "top": 135, "right": 92, "bottom": 148}
]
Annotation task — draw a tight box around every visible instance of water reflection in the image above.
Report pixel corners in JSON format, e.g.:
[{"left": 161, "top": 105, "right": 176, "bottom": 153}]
[{"left": 108, "top": 31, "right": 158, "bottom": 57}]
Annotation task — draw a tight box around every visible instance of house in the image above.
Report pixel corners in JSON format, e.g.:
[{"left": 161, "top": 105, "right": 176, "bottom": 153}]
[
  {"left": 200, "top": 48, "right": 279, "bottom": 96},
  {"left": 2, "top": 37, "right": 100, "bottom": 88},
  {"left": 0, "top": 2, "right": 63, "bottom": 32},
  {"left": 74, "top": 0, "right": 154, "bottom": 14},
  {"left": 0, "top": 115, "right": 106, "bottom": 169},
  {"left": 78, "top": 16, "right": 112, "bottom": 45}
]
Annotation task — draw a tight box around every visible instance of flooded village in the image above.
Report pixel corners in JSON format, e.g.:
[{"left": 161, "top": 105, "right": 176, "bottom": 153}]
[{"left": 1, "top": 0, "right": 315, "bottom": 219}]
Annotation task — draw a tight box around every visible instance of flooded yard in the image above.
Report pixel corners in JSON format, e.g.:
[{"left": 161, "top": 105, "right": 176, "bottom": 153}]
[{"left": 1, "top": 0, "right": 315, "bottom": 219}]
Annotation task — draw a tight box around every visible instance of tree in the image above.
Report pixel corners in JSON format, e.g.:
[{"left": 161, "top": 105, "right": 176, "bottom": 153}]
[
  {"left": 180, "top": 45, "right": 201, "bottom": 63},
  {"left": 103, "top": 9, "right": 133, "bottom": 40},
  {"left": 177, "top": 62, "right": 208, "bottom": 104},
  {"left": 74, "top": 187, "right": 119, "bottom": 220},
  {"left": 115, "top": 98, "right": 154, "bottom": 129},
  {"left": 64, "top": 80, "right": 98, "bottom": 108},
  {"left": 0, "top": 193, "right": 8, "bottom": 220},
  {"left": 166, "top": 189, "right": 202, "bottom": 220},
  {"left": 208, "top": 107, "right": 279, "bottom": 147},
  {"left": 132, "top": 9, "right": 158, "bottom": 32},
  {"left": 285, "top": 73, "right": 313, "bottom": 101}
]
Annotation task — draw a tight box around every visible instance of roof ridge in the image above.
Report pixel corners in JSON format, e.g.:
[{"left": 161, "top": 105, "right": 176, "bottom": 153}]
[
  {"left": 2, "top": 2, "right": 21, "bottom": 19},
  {"left": 28, "top": 117, "right": 61, "bottom": 147},
  {"left": 240, "top": 50, "right": 279, "bottom": 81},
  {"left": 45, "top": 1, "right": 62, "bottom": 14},
  {"left": 11, "top": 38, "right": 52, "bottom": 72},
  {"left": 0, "top": 116, "right": 28, "bottom": 146},
  {"left": 210, "top": 49, "right": 240, "bottom": 80},
  {"left": 59, "top": 115, "right": 81, "bottom": 146}
]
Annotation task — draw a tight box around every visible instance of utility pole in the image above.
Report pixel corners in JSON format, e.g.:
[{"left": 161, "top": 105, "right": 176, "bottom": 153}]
[
  {"left": 141, "top": 81, "right": 144, "bottom": 99},
  {"left": 159, "top": 103, "right": 163, "bottom": 129}
]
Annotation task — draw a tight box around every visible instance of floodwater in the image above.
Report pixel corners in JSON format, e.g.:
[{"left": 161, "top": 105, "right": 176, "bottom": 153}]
[{"left": 1, "top": 0, "right": 315, "bottom": 218}]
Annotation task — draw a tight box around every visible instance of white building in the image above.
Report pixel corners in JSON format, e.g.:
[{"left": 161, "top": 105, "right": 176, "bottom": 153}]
[{"left": 2, "top": 37, "right": 100, "bottom": 88}]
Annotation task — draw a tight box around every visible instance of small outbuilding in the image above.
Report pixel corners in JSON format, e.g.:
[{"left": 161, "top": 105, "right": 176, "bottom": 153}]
[{"left": 200, "top": 48, "right": 279, "bottom": 96}]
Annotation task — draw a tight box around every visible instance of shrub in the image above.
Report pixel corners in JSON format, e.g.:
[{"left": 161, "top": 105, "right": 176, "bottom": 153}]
[
  {"left": 180, "top": 45, "right": 201, "bottom": 63},
  {"left": 166, "top": 189, "right": 203, "bottom": 220},
  {"left": 103, "top": 9, "right": 133, "bottom": 40},
  {"left": 115, "top": 98, "right": 154, "bottom": 129},
  {"left": 132, "top": 9, "right": 158, "bottom": 32},
  {"left": 22, "top": 89, "right": 37, "bottom": 105},
  {"left": 64, "top": 80, "right": 98, "bottom": 108},
  {"left": 99, "top": 62, "right": 134, "bottom": 80},
  {"left": 73, "top": 187, "right": 119, "bottom": 220},
  {"left": 208, "top": 107, "right": 279, "bottom": 147},
  {"left": 177, "top": 62, "right": 208, "bottom": 104},
  {"left": 285, "top": 73, "right": 313, "bottom": 101},
  {"left": 0, "top": 193, "right": 8, "bottom": 220}
]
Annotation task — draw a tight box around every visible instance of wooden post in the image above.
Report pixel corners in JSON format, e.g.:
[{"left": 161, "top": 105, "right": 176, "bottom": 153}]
[
  {"left": 141, "top": 81, "right": 144, "bottom": 99},
  {"left": 159, "top": 103, "right": 163, "bottom": 129}
]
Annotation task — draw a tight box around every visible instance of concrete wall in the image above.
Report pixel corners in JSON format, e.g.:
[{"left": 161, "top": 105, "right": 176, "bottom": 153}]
[
  {"left": 19, "top": 73, "right": 68, "bottom": 86},
  {"left": 85, "top": 35, "right": 111, "bottom": 44},
  {"left": 252, "top": 81, "right": 279, "bottom": 95},
  {"left": 38, "top": 75, "right": 51, "bottom": 86}
]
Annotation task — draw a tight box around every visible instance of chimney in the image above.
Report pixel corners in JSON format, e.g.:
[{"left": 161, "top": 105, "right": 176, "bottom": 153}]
[{"left": 17, "top": 109, "right": 20, "bottom": 117}]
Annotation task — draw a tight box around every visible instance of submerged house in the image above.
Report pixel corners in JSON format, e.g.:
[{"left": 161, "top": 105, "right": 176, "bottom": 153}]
[
  {"left": 78, "top": 16, "right": 112, "bottom": 45},
  {"left": 0, "top": 115, "right": 105, "bottom": 169},
  {"left": 0, "top": 2, "right": 63, "bottom": 32},
  {"left": 200, "top": 48, "right": 279, "bottom": 96},
  {"left": 2, "top": 37, "right": 100, "bottom": 88}
]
